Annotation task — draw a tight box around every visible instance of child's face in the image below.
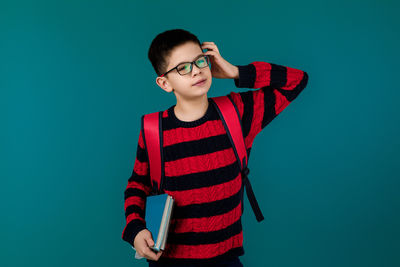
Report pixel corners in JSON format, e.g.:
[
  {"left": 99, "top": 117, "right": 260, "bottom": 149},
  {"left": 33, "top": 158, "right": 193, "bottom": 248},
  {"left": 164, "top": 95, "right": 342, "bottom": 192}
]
[{"left": 156, "top": 41, "right": 212, "bottom": 101}]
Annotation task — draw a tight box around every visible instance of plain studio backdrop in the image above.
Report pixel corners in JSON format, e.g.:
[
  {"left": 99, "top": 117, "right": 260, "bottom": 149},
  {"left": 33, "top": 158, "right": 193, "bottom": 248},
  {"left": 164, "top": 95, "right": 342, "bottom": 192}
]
[{"left": 1, "top": 0, "right": 399, "bottom": 266}]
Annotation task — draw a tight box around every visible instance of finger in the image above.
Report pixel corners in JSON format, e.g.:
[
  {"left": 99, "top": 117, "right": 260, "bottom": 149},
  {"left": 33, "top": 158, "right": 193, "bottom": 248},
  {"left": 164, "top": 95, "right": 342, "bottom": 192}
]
[
  {"left": 151, "top": 249, "right": 163, "bottom": 260},
  {"left": 201, "top": 42, "right": 218, "bottom": 48},
  {"left": 136, "top": 239, "right": 148, "bottom": 256},
  {"left": 155, "top": 251, "right": 163, "bottom": 260},
  {"left": 143, "top": 247, "right": 158, "bottom": 260},
  {"left": 204, "top": 50, "right": 219, "bottom": 58},
  {"left": 146, "top": 237, "right": 155, "bottom": 247},
  {"left": 201, "top": 43, "right": 219, "bottom": 53}
]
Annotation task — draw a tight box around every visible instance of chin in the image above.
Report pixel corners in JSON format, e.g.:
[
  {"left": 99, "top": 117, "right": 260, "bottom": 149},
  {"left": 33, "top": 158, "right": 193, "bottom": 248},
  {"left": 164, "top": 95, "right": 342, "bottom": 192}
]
[{"left": 194, "top": 85, "right": 210, "bottom": 98}]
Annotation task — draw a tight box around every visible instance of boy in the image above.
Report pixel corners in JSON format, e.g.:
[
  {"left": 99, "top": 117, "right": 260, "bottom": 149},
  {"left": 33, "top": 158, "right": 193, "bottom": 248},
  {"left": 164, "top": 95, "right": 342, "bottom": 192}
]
[{"left": 122, "top": 29, "right": 309, "bottom": 266}]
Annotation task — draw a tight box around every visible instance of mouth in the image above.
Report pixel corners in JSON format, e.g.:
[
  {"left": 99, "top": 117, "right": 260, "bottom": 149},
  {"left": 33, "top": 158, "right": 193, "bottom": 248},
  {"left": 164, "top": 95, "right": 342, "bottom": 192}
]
[{"left": 192, "top": 78, "right": 207, "bottom": 86}]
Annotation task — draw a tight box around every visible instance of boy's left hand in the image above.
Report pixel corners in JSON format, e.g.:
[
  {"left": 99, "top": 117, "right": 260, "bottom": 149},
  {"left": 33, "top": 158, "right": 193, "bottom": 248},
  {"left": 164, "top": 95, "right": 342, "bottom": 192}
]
[{"left": 201, "top": 42, "right": 239, "bottom": 79}]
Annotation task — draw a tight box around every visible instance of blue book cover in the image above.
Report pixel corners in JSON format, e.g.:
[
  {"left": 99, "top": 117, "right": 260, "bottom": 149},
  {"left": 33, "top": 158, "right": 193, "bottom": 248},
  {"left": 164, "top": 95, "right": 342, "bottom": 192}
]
[
  {"left": 145, "top": 193, "right": 168, "bottom": 243},
  {"left": 134, "top": 193, "right": 175, "bottom": 259}
]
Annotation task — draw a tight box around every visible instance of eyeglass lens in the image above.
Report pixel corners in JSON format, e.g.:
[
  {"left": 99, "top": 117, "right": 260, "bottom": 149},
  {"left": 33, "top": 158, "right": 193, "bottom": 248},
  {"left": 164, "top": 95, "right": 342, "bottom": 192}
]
[{"left": 177, "top": 56, "right": 209, "bottom": 75}]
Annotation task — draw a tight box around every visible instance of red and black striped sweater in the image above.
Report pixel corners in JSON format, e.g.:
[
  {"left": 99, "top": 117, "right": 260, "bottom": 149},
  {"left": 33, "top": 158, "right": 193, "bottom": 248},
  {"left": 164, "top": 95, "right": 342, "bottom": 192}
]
[{"left": 122, "top": 61, "right": 309, "bottom": 265}]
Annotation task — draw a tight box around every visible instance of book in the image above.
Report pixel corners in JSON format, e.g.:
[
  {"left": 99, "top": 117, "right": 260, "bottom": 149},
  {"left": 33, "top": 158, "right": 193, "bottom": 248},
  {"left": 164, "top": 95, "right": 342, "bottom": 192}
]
[{"left": 134, "top": 193, "right": 175, "bottom": 259}]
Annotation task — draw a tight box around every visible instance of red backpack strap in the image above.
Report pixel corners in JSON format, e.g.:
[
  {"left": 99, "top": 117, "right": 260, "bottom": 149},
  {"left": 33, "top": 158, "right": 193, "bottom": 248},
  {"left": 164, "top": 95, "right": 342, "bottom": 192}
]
[
  {"left": 141, "top": 111, "right": 165, "bottom": 195},
  {"left": 210, "top": 96, "right": 248, "bottom": 169},
  {"left": 210, "top": 95, "right": 265, "bottom": 222}
]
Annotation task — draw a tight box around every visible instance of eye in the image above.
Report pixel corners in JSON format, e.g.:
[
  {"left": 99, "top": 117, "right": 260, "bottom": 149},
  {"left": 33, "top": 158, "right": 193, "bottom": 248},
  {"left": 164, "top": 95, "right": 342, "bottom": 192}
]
[
  {"left": 178, "top": 64, "right": 189, "bottom": 71},
  {"left": 196, "top": 57, "right": 207, "bottom": 66}
]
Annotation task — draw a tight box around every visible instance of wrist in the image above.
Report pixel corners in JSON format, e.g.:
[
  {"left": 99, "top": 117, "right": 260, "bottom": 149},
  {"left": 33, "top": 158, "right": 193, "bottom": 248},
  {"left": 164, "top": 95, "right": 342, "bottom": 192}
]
[{"left": 232, "top": 66, "right": 239, "bottom": 79}]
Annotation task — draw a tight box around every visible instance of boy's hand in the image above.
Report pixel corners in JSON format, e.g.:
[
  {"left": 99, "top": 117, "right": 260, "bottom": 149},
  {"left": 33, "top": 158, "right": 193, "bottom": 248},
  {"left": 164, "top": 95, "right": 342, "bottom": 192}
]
[
  {"left": 201, "top": 42, "right": 239, "bottom": 79},
  {"left": 133, "top": 229, "right": 163, "bottom": 261}
]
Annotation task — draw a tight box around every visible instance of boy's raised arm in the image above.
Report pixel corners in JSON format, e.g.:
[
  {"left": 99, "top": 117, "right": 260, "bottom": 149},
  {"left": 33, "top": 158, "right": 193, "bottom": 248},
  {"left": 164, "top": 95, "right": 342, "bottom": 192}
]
[
  {"left": 121, "top": 128, "right": 152, "bottom": 248},
  {"left": 228, "top": 61, "right": 309, "bottom": 150}
]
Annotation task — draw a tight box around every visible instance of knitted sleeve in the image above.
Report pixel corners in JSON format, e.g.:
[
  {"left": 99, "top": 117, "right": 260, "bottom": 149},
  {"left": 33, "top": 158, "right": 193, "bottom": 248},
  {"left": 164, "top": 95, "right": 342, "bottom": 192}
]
[
  {"left": 121, "top": 127, "right": 152, "bottom": 248},
  {"left": 228, "top": 61, "right": 309, "bottom": 150}
]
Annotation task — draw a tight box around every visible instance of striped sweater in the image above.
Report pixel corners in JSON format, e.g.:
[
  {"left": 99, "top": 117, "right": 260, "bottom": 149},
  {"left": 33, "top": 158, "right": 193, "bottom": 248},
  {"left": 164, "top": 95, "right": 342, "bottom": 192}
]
[{"left": 122, "top": 61, "right": 309, "bottom": 265}]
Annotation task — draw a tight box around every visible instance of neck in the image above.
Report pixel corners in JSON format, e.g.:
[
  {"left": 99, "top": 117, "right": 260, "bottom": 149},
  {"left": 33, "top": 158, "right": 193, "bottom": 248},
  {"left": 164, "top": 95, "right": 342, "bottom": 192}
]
[{"left": 174, "top": 94, "right": 209, "bottom": 122}]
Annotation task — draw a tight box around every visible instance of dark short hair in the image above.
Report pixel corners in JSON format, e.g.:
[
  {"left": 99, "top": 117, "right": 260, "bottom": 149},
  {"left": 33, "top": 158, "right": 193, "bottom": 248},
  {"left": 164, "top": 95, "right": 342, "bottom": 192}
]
[{"left": 148, "top": 29, "right": 202, "bottom": 76}]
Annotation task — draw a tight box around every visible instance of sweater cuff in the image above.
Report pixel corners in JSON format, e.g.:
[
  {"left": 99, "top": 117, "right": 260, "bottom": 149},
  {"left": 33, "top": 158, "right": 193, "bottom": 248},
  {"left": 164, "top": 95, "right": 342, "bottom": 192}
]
[
  {"left": 122, "top": 220, "right": 147, "bottom": 247},
  {"left": 233, "top": 64, "right": 256, "bottom": 88}
]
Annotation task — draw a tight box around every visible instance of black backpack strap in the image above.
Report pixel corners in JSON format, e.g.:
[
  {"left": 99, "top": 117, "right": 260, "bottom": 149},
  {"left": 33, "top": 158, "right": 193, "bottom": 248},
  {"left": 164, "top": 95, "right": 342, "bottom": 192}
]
[
  {"left": 211, "top": 96, "right": 265, "bottom": 222},
  {"left": 241, "top": 158, "right": 264, "bottom": 222}
]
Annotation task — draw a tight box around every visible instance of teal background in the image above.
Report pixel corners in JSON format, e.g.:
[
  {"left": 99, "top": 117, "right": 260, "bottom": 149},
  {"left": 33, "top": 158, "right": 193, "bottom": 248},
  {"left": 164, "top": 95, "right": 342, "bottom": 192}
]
[{"left": 1, "top": 0, "right": 399, "bottom": 266}]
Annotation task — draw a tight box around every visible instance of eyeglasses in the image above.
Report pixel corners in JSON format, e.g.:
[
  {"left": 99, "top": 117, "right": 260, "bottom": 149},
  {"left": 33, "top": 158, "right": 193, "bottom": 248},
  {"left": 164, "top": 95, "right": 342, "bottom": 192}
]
[{"left": 160, "top": 55, "right": 210, "bottom": 77}]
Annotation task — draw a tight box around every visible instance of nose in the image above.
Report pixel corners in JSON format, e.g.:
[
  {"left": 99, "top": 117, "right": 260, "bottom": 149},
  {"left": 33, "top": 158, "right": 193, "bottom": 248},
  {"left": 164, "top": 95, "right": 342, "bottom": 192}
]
[{"left": 191, "top": 62, "right": 201, "bottom": 76}]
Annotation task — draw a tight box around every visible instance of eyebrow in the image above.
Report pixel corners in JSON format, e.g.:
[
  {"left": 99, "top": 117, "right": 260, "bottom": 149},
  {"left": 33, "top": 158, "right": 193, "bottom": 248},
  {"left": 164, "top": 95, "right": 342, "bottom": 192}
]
[{"left": 175, "top": 53, "right": 205, "bottom": 66}]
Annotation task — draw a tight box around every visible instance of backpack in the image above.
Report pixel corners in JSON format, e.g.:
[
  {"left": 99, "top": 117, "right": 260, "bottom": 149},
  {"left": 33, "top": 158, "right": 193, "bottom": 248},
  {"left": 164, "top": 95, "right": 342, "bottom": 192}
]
[{"left": 141, "top": 95, "right": 264, "bottom": 222}]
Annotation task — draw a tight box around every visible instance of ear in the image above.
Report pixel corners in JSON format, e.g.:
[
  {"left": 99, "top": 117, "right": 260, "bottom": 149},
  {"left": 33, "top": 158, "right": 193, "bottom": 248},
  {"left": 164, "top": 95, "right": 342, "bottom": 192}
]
[{"left": 156, "top": 76, "right": 174, "bottom": 93}]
